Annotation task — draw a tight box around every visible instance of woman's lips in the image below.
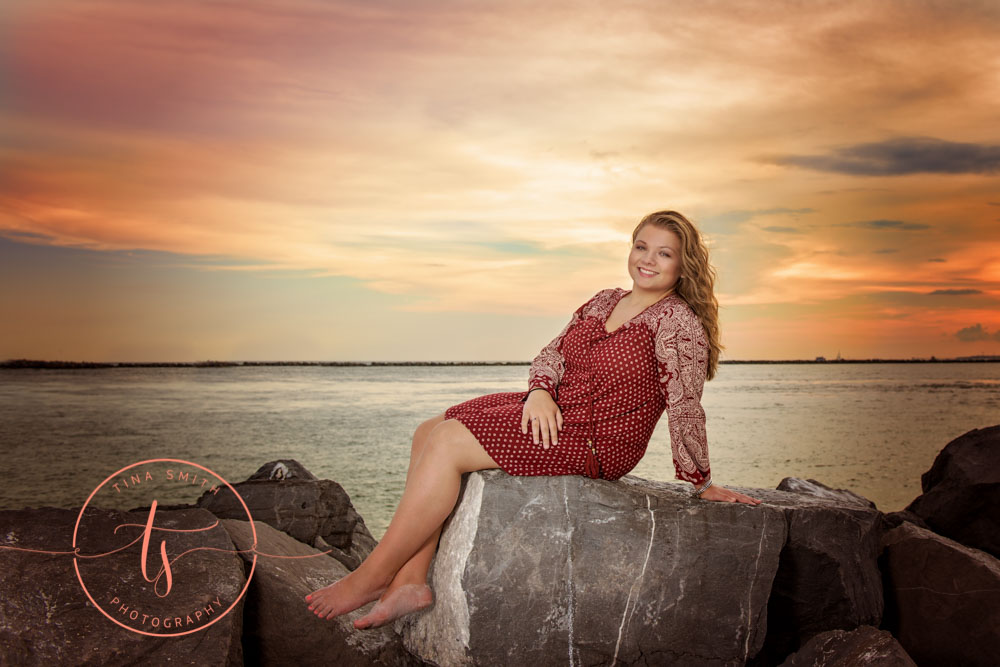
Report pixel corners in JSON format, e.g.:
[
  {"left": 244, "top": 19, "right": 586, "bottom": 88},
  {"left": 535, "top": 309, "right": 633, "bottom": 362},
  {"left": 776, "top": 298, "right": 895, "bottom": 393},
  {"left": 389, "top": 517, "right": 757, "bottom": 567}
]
[{"left": 637, "top": 267, "right": 657, "bottom": 277}]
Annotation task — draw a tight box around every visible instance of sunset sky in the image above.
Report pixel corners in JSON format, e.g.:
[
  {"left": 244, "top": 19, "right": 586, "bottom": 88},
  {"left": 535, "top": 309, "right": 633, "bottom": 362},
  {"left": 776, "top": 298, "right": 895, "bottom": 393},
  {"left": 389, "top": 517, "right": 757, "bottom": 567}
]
[{"left": 2, "top": 0, "right": 999, "bottom": 362}]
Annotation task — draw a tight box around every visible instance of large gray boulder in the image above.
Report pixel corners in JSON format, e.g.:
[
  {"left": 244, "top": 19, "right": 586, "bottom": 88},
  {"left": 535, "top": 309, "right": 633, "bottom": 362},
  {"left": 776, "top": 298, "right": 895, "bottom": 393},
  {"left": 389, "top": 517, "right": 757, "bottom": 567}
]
[
  {"left": 221, "top": 519, "right": 419, "bottom": 666},
  {"left": 905, "top": 424, "right": 1000, "bottom": 558},
  {"left": 197, "top": 460, "right": 376, "bottom": 570},
  {"left": 757, "top": 478, "right": 884, "bottom": 663},
  {"left": 880, "top": 521, "right": 1000, "bottom": 666},
  {"left": 0, "top": 507, "right": 245, "bottom": 666},
  {"left": 778, "top": 625, "right": 915, "bottom": 666},
  {"left": 399, "top": 471, "right": 788, "bottom": 666}
]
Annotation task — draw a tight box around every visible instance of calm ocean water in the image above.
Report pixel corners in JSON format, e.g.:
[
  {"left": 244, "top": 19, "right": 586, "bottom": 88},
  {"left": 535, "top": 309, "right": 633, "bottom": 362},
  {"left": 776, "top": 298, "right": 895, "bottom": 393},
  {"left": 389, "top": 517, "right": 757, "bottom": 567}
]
[{"left": 1, "top": 364, "right": 997, "bottom": 538}]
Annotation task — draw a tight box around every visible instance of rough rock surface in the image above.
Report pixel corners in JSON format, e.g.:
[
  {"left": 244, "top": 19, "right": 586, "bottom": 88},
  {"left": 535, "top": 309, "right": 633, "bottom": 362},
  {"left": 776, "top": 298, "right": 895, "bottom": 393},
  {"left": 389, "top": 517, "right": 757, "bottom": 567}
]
[
  {"left": 879, "top": 509, "right": 930, "bottom": 531},
  {"left": 221, "top": 519, "right": 419, "bottom": 667},
  {"left": 776, "top": 477, "right": 876, "bottom": 510},
  {"left": 756, "top": 479, "right": 884, "bottom": 663},
  {"left": 400, "top": 471, "right": 787, "bottom": 666},
  {"left": 0, "top": 507, "right": 245, "bottom": 666},
  {"left": 247, "top": 459, "right": 319, "bottom": 482},
  {"left": 778, "top": 625, "right": 915, "bottom": 666},
  {"left": 880, "top": 521, "right": 1000, "bottom": 667},
  {"left": 197, "top": 461, "right": 376, "bottom": 570},
  {"left": 905, "top": 424, "right": 1000, "bottom": 558}
]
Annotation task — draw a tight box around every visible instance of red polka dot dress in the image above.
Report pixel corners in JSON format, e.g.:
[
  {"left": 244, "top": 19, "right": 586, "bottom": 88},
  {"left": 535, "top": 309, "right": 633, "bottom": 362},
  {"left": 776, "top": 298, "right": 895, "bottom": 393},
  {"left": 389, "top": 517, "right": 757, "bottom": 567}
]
[{"left": 445, "top": 288, "right": 712, "bottom": 485}]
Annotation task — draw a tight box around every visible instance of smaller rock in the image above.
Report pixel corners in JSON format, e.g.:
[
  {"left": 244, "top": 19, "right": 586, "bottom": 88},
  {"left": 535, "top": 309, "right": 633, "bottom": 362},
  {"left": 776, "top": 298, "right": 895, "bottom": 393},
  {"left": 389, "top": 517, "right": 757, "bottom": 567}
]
[
  {"left": 880, "top": 521, "right": 1000, "bottom": 667},
  {"left": 0, "top": 507, "right": 245, "bottom": 667},
  {"left": 753, "top": 483, "right": 884, "bottom": 665},
  {"left": 880, "top": 509, "right": 929, "bottom": 531},
  {"left": 221, "top": 519, "right": 418, "bottom": 667},
  {"left": 905, "top": 424, "right": 1000, "bottom": 558},
  {"left": 779, "top": 626, "right": 915, "bottom": 666},
  {"left": 197, "top": 468, "right": 376, "bottom": 570},
  {"left": 247, "top": 459, "right": 318, "bottom": 481},
  {"left": 776, "top": 477, "right": 876, "bottom": 509}
]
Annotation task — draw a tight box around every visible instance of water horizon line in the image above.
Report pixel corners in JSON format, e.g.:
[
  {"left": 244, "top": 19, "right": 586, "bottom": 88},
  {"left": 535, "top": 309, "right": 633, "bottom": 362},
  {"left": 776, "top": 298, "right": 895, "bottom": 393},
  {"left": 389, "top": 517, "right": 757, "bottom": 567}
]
[{"left": 3, "top": 355, "right": 1000, "bottom": 369}]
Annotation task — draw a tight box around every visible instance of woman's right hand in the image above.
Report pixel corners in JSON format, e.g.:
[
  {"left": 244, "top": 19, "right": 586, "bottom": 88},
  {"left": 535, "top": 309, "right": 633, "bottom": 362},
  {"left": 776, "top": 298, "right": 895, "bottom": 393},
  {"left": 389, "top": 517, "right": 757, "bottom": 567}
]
[{"left": 521, "top": 389, "right": 564, "bottom": 449}]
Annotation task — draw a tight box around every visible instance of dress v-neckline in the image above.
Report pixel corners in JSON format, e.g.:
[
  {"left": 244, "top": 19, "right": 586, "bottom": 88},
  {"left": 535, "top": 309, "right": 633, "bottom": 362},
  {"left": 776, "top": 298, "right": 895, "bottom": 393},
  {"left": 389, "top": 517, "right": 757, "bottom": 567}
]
[{"left": 603, "top": 288, "right": 676, "bottom": 335}]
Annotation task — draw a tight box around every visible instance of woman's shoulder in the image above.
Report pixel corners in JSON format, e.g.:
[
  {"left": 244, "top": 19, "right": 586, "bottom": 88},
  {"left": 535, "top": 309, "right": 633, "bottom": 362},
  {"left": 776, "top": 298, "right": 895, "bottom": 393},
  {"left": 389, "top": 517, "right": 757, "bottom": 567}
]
[
  {"left": 579, "top": 287, "right": 624, "bottom": 313},
  {"left": 653, "top": 295, "right": 705, "bottom": 336}
]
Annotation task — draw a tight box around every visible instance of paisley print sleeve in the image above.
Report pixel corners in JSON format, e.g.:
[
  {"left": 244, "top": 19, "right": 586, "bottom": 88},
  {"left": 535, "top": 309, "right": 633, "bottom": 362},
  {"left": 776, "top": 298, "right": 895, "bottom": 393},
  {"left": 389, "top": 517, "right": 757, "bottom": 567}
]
[
  {"left": 526, "top": 290, "right": 606, "bottom": 401},
  {"left": 654, "top": 305, "right": 712, "bottom": 485}
]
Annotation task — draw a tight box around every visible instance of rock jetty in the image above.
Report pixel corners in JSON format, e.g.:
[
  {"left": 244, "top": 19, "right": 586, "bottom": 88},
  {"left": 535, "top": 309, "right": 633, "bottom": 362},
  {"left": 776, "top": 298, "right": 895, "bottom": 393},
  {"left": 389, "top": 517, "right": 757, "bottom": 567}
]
[{"left": 1, "top": 425, "right": 998, "bottom": 666}]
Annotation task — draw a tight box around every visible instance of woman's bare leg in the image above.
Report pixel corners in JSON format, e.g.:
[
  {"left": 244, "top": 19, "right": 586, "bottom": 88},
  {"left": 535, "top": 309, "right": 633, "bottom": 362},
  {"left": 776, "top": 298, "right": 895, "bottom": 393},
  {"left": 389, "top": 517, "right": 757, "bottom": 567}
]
[
  {"left": 305, "top": 418, "right": 497, "bottom": 625},
  {"left": 352, "top": 416, "right": 448, "bottom": 628},
  {"left": 377, "top": 415, "right": 446, "bottom": 586},
  {"left": 348, "top": 414, "right": 446, "bottom": 628}
]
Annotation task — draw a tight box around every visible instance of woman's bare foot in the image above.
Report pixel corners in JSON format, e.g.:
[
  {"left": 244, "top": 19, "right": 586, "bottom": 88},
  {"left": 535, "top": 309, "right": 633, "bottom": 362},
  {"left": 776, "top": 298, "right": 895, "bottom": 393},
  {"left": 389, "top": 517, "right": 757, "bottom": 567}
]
[
  {"left": 305, "top": 569, "right": 388, "bottom": 620},
  {"left": 353, "top": 583, "right": 433, "bottom": 630}
]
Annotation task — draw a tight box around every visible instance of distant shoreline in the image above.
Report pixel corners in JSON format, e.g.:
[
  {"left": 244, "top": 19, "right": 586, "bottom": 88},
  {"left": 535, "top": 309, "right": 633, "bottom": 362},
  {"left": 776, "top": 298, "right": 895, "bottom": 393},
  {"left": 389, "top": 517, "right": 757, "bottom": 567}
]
[{"left": 3, "top": 356, "right": 999, "bottom": 369}]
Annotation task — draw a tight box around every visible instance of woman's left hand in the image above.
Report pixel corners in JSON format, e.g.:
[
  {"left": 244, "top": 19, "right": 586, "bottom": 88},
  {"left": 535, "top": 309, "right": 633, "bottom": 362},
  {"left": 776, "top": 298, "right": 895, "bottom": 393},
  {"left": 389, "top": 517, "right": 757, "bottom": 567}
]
[{"left": 697, "top": 483, "right": 762, "bottom": 505}]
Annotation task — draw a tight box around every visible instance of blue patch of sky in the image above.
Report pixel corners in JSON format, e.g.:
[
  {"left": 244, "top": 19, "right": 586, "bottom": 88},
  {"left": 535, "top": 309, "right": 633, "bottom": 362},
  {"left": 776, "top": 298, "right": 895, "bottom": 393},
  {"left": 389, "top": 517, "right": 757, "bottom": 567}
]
[
  {"left": 0, "top": 234, "right": 305, "bottom": 273},
  {"left": 0, "top": 235, "right": 410, "bottom": 310},
  {"left": 701, "top": 208, "right": 814, "bottom": 234},
  {"left": 334, "top": 234, "right": 601, "bottom": 258}
]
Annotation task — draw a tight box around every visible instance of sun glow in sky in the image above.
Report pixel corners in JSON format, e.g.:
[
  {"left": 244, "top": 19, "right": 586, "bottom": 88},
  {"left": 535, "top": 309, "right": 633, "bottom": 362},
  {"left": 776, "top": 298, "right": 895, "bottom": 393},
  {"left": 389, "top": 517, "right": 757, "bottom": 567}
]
[{"left": 2, "top": 0, "right": 999, "bottom": 361}]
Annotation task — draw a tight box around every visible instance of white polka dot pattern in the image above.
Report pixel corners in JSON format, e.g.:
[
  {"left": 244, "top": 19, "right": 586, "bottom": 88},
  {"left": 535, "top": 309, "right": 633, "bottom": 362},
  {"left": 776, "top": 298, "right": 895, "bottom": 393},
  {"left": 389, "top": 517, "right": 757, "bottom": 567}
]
[{"left": 445, "top": 287, "right": 711, "bottom": 484}]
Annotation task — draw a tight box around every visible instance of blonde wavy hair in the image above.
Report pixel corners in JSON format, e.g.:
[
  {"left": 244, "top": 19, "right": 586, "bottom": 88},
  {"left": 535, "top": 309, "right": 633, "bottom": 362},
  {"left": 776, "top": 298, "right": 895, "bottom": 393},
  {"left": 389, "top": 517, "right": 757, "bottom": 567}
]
[{"left": 631, "top": 210, "right": 723, "bottom": 381}]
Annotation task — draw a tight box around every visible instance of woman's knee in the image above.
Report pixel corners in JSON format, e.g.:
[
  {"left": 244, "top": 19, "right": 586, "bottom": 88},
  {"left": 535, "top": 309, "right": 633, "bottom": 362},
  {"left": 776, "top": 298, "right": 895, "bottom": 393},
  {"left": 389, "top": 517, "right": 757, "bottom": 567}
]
[
  {"left": 423, "top": 420, "right": 497, "bottom": 472},
  {"left": 411, "top": 414, "right": 446, "bottom": 456}
]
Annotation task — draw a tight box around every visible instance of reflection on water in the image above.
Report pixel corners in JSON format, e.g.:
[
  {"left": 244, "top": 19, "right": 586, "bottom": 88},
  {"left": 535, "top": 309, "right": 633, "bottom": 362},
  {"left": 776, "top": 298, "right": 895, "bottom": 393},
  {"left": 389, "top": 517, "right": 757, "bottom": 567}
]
[{"left": 2, "top": 363, "right": 997, "bottom": 538}]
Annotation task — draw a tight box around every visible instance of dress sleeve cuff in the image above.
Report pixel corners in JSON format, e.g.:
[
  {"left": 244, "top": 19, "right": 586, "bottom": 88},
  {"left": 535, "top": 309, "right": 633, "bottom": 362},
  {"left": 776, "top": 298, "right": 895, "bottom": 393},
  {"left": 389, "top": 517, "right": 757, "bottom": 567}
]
[
  {"left": 675, "top": 466, "right": 711, "bottom": 486},
  {"left": 525, "top": 375, "right": 558, "bottom": 402}
]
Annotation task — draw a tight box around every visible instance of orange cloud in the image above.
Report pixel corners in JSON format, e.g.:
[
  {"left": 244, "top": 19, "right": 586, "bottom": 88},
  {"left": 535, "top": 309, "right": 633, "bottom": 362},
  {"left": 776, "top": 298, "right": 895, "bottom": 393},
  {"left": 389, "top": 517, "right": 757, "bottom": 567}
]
[{"left": 2, "top": 0, "right": 999, "bottom": 359}]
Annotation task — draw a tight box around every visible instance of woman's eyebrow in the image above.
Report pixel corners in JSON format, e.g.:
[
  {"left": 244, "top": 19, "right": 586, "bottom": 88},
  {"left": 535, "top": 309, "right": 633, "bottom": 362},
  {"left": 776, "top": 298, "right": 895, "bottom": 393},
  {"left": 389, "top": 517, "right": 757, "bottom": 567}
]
[{"left": 637, "top": 240, "right": 677, "bottom": 250}]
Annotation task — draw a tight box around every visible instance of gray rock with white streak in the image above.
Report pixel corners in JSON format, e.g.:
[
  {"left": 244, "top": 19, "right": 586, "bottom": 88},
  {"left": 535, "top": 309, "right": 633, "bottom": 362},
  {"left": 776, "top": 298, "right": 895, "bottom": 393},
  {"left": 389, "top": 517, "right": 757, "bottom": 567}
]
[{"left": 399, "top": 471, "right": 788, "bottom": 666}]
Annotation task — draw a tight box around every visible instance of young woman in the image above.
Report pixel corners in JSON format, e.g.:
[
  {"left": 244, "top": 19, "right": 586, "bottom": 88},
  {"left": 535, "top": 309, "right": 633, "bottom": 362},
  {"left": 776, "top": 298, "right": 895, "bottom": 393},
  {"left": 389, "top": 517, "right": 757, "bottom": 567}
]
[{"left": 306, "top": 210, "right": 761, "bottom": 629}]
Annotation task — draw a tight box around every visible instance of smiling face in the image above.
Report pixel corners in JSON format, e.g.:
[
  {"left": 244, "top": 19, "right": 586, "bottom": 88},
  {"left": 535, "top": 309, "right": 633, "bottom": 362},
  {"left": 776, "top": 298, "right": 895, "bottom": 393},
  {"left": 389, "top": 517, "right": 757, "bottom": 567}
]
[{"left": 628, "top": 224, "right": 683, "bottom": 297}]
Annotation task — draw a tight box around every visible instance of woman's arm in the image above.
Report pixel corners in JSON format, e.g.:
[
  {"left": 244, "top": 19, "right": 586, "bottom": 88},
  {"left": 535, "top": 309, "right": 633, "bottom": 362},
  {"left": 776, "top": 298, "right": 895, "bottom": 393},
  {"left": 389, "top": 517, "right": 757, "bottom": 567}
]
[
  {"left": 656, "top": 308, "right": 761, "bottom": 505},
  {"left": 655, "top": 309, "right": 712, "bottom": 486},
  {"left": 521, "top": 290, "right": 606, "bottom": 448}
]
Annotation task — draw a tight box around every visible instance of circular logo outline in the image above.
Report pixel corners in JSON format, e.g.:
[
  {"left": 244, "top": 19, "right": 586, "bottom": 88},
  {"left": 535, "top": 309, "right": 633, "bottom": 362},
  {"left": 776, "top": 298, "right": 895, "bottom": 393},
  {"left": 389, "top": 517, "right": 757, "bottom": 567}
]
[{"left": 73, "top": 458, "right": 258, "bottom": 637}]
